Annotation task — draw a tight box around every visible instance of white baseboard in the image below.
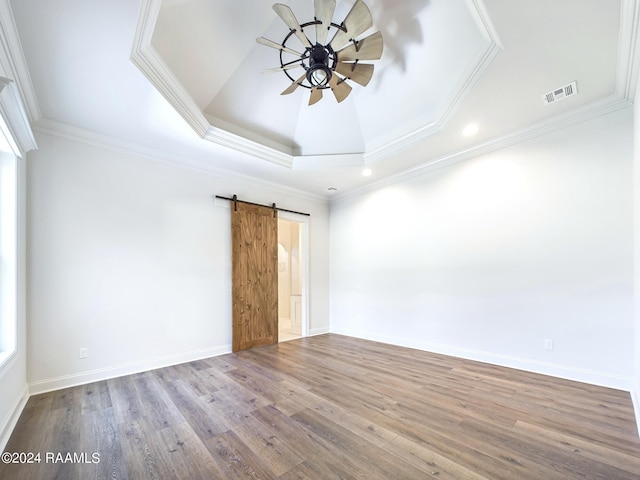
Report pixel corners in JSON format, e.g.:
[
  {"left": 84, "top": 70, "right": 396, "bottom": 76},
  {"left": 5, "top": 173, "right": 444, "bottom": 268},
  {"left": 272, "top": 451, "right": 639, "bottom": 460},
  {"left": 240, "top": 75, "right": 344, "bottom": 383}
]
[
  {"left": 0, "top": 384, "right": 29, "bottom": 452},
  {"left": 631, "top": 382, "right": 640, "bottom": 438},
  {"left": 28, "top": 345, "right": 232, "bottom": 395},
  {"left": 309, "top": 327, "right": 330, "bottom": 336},
  {"left": 330, "top": 328, "right": 634, "bottom": 391},
  {"left": 27, "top": 332, "right": 331, "bottom": 396}
]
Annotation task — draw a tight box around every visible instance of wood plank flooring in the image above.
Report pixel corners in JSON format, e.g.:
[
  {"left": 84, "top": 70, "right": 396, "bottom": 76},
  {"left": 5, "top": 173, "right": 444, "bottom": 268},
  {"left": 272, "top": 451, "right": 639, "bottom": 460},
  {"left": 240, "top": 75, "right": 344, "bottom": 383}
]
[{"left": 2, "top": 334, "right": 639, "bottom": 479}]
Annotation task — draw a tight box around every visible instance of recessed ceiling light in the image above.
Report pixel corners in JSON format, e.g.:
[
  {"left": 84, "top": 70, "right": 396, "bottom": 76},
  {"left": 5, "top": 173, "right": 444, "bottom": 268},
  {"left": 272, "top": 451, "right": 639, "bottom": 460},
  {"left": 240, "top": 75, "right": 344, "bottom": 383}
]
[
  {"left": 362, "top": 168, "right": 373, "bottom": 177},
  {"left": 462, "top": 123, "right": 479, "bottom": 137}
]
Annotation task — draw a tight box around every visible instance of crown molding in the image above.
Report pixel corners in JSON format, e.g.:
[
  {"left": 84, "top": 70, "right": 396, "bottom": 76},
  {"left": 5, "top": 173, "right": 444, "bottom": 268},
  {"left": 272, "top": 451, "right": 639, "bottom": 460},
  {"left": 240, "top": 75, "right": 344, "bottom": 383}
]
[
  {"left": 0, "top": 0, "right": 38, "bottom": 156},
  {"left": 131, "top": 0, "right": 293, "bottom": 169},
  {"left": 32, "top": 117, "right": 328, "bottom": 204},
  {"left": 292, "top": 153, "right": 365, "bottom": 170},
  {"left": 364, "top": 0, "right": 503, "bottom": 164},
  {"left": 132, "top": 0, "right": 503, "bottom": 170},
  {"left": 203, "top": 125, "right": 292, "bottom": 169},
  {"left": 332, "top": 94, "right": 632, "bottom": 204},
  {"left": 0, "top": 78, "right": 31, "bottom": 156},
  {"left": 618, "top": 0, "right": 640, "bottom": 102},
  {"left": 0, "top": 0, "right": 40, "bottom": 123},
  {"left": 333, "top": 0, "right": 640, "bottom": 203},
  {"left": 131, "top": 0, "right": 210, "bottom": 139}
]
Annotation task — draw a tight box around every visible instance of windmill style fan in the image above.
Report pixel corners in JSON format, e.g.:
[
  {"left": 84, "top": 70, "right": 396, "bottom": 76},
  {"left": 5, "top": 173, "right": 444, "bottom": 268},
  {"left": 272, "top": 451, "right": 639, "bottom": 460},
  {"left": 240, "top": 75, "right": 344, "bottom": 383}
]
[{"left": 257, "top": 0, "right": 384, "bottom": 105}]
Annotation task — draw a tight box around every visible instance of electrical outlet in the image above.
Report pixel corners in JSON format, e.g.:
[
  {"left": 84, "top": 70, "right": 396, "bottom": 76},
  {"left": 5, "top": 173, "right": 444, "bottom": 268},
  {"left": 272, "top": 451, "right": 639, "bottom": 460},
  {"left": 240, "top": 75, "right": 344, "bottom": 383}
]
[
  {"left": 544, "top": 339, "right": 554, "bottom": 351},
  {"left": 79, "top": 347, "right": 88, "bottom": 359}
]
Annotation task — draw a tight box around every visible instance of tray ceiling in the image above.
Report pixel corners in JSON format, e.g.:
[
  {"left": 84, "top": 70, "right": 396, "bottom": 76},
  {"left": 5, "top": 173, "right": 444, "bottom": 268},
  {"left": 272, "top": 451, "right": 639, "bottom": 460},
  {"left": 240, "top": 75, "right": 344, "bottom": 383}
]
[
  {"left": 8, "top": 0, "right": 630, "bottom": 196},
  {"left": 132, "top": 0, "right": 501, "bottom": 168}
]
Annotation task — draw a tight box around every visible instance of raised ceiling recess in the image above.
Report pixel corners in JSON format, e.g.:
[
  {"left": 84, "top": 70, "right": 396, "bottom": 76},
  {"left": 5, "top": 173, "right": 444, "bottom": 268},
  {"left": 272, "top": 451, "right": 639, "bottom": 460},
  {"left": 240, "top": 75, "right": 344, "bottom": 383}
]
[
  {"left": 131, "top": 0, "right": 501, "bottom": 169},
  {"left": 258, "top": 0, "right": 384, "bottom": 106}
]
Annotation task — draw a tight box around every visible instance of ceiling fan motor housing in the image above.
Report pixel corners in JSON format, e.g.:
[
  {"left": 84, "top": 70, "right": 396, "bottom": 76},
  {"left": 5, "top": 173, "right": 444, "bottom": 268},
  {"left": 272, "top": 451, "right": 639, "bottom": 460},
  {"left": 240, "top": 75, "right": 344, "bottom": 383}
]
[{"left": 306, "top": 44, "right": 334, "bottom": 87}]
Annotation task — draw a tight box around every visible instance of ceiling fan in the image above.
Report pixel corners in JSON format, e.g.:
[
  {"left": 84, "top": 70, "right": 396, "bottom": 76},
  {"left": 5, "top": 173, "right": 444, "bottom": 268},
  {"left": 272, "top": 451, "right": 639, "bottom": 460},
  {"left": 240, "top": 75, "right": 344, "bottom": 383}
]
[{"left": 257, "top": 0, "right": 384, "bottom": 105}]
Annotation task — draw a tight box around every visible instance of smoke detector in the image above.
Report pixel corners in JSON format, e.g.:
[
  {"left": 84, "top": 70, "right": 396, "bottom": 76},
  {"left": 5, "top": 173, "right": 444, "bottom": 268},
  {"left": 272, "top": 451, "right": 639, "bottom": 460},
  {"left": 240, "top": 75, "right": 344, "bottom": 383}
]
[{"left": 542, "top": 81, "right": 578, "bottom": 105}]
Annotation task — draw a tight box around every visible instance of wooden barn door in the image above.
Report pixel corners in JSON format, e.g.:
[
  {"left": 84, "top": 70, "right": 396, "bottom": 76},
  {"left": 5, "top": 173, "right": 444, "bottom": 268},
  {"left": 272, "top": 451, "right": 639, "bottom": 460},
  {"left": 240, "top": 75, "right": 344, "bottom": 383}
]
[{"left": 231, "top": 201, "right": 278, "bottom": 352}]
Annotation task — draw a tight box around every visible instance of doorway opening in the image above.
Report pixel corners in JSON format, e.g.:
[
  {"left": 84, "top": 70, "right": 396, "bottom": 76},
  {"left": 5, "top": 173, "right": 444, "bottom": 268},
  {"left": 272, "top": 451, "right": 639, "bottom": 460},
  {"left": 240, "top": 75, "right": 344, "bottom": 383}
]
[{"left": 277, "top": 214, "right": 308, "bottom": 342}]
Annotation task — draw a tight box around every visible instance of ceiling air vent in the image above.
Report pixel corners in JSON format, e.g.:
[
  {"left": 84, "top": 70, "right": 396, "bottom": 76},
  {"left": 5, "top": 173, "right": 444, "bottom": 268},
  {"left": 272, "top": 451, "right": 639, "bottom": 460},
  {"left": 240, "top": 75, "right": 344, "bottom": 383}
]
[{"left": 542, "top": 81, "right": 578, "bottom": 105}]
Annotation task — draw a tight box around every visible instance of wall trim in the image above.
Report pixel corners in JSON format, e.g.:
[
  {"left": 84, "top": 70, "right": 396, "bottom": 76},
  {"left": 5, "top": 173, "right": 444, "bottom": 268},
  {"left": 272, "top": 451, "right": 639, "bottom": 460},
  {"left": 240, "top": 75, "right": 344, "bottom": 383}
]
[
  {"left": 0, "top": 0, "right": 38, "bottom": 157},
  {"left": 309, "top": 327, "right": 330, "bottom": 336},
  {"left": 365, "top": 0, "right": 502, "bottom": 164},
  {"left": 0, "top": 350, "right": 17, "bottom": 382},
  {"left": 131, "top": 0, "right": 293, "bottom": 168},
  {"left": 0, "top": 0, "right": 40, "bottom": 123},
  {"left": 619, "top": 0, "right": 640, "bottom": 101},
  {"left": 131, "top": 0, "right": 503, "bottom": 169},
  {"left": 632, "top": 382, "right": 640, "bottom": 438},
  {"left": 0, "top": 384, "right": 28, "bottom": 452},
  {"left": 332, "top": 95, "right": 632, "bottom": 204},
  {"left": 130, "top": 0, "right": 209, "bottom": 140},
  {"left": 331, "top": 328, "right": 634, "bottom": 392},
  {"left": 28, "top": 345, "right": 232, "bottom": 396},
  {"left": 32, "top": 118, "right": 328, "bottom": 204}
]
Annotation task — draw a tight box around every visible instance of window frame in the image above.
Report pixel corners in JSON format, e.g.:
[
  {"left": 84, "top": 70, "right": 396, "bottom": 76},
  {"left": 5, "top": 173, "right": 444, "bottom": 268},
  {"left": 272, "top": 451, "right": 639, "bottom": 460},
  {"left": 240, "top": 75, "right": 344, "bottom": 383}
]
[{"left": 0, "top": 149, "right": 18, "bottom": 370}]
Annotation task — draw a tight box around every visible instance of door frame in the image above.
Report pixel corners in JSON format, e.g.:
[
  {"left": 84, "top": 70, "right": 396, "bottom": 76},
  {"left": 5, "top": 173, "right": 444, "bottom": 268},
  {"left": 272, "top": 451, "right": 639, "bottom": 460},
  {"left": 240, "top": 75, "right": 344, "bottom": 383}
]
[{"left": 277, "top": 211, "right": 310, "bottom": 338}]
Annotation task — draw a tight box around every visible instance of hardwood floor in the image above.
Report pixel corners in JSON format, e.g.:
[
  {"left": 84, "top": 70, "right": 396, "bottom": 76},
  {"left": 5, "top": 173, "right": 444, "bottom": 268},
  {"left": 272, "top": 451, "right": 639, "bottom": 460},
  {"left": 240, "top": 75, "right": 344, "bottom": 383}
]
[{"left": 2, "top": 334, "right": 639, "bottom": 479}]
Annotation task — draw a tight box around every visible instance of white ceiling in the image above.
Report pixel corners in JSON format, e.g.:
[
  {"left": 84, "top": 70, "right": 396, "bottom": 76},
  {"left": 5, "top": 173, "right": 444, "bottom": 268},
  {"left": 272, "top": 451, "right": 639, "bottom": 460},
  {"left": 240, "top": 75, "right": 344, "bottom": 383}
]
[
  {"left": 8, "top": 0, "right": 637, "bottom": 198},
  {"left": 147, "top": 0, "right": 494, "bottom": 157}
]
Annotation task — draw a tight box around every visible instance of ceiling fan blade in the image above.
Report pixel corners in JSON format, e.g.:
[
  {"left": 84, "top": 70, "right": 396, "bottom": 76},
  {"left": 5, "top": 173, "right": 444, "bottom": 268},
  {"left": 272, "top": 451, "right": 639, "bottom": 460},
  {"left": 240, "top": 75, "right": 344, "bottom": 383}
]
[
  {"left": 262, "top": 63, "right": 303, "bottom": 74},
  {"left": 309, "top": 87, "right": 323, "bottom": 106},
  {"left": 328, "top": 74, "right": 352, "bottom": 103},
  {"left": 256, "top": 37, "right": 304, "bottom": 57},
  {"left": 314, "top": 0, "right": 336, "bottom": 45},
  {"left": 329, "top": 0, "right": 373, "bottom": 50},
  {"left": 336, "top": 31, "right": 383, "bottom": 61},
  {"left": 335, "top": 62, "right": 374, "bottom": 87},
  {"left": 281, "top": 73, "right": 307, "bottom": 95},
  {"left": 273, "top": 4, "right": 312, "bottom": 48}
]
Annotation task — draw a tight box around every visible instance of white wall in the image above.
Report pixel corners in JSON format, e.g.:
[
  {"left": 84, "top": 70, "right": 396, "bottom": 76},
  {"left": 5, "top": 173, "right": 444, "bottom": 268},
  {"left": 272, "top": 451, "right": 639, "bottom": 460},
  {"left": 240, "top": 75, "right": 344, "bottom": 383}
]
[
  {"left": 27, "top": 132, "right": 330, "bottom": 393},
  {"left": 0, "top": 153, "right": 27, "bottom": 450},
  {"left": 330, "top": 107, "right": 635, "bottom": 389},
  {"left": 633, "top": 83, "right": 640, "bottom": 427}
]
